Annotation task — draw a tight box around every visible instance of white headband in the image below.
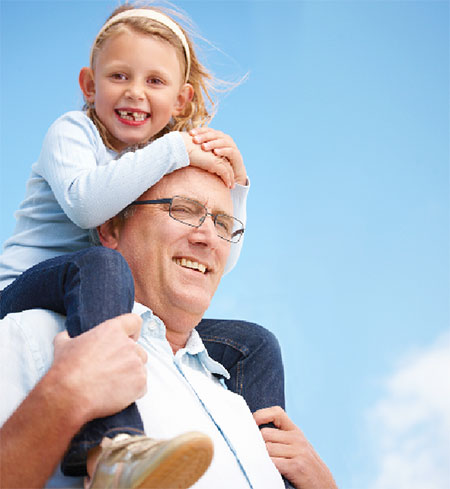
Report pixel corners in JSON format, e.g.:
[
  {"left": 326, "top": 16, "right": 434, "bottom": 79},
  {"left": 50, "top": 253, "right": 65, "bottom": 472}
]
[{"left": 91, "top": 9, "right": 191, "bottom": 82}]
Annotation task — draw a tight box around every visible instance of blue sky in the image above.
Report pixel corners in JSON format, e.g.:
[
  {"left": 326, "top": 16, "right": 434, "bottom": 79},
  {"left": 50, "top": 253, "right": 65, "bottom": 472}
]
[{"left": 1, "top": 1, "right": 449, "bottom": 488}]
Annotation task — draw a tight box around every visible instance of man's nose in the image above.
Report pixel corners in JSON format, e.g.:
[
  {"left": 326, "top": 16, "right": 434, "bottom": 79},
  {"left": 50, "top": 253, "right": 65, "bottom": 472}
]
[{"left": 190, "top": 214, "right": 218, "bottom": 244}]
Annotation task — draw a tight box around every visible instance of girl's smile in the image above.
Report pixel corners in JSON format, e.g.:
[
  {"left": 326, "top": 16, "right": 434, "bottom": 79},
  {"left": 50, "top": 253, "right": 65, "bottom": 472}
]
[{"left": 115, "top": 108, "right": 150, "bottom": 125}]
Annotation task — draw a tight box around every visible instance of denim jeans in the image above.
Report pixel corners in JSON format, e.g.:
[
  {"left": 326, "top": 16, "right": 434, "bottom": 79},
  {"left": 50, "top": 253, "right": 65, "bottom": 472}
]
[
  {"left": 0, "top": 247, "right": 135, "bottom": 337},
  {"left": 196, "top": 319, "right": 285, "bottom": 414},
  {"left": 0, "top": 247, "right": 286, "bottom": 478}
]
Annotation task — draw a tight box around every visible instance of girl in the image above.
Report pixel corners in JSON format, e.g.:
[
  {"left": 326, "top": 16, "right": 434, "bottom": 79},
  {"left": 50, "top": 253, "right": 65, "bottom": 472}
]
[{"left": 0, "top": 4, "right": 285, "bottom": 488}]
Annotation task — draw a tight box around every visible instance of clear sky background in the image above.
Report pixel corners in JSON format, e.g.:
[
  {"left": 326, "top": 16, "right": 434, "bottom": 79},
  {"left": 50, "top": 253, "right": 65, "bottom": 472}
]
[{"left": 1, "top": 1, "right": 449, "bottom": 488}]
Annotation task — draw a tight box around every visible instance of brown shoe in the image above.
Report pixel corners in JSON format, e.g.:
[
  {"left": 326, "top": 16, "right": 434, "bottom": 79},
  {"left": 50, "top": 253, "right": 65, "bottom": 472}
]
[{"left": 88, "top": 432, "right": 214, "bottom": 488}]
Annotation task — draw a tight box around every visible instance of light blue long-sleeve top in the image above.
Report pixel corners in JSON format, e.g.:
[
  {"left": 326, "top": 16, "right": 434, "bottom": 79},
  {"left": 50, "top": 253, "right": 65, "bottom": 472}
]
[
  {"left": 0, "top": 111, "right": 248, "bottom": 289},
  {"left": 0, "top": 305, "right": 285, "bottom": 489}
]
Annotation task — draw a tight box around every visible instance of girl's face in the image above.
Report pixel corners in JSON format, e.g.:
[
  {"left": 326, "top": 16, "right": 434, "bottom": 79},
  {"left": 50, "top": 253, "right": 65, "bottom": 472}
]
[{"left": 81, "top": 29, "right": 192, "bottom": 151}]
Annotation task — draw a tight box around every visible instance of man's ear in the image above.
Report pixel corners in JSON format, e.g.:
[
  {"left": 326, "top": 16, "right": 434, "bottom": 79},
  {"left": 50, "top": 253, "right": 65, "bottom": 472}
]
[
  {"left": 79, "top": 67, "right": 96, "bottom": 103},
  {"left": 97, "top": 218, "right": 121, "bottom": 249},
  {"left": 172, "top": 83, "right": 194, "bottom": 116}
]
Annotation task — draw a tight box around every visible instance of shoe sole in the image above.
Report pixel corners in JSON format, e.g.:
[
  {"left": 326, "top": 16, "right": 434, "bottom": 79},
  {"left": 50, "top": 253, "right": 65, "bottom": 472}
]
[{"left": 135, "top": 432, "right": 214, "bottom": 489}]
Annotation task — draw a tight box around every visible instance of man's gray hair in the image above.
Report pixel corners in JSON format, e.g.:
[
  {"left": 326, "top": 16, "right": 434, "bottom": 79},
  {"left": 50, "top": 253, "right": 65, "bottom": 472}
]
[{"left": 88, "top": 204, "right": 137, "bottom": 246}]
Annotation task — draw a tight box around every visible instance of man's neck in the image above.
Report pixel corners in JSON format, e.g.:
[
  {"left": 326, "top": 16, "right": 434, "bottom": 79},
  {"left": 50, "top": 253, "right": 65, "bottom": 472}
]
[
  {"left": 160, "top": 310, "right": 202, "bottom": 353},
  {"left": 166, "top": 330, "right": 192, "bottom": 354},
  {"left": 134, "top": 301, "right": 202, "bottom": 353}
]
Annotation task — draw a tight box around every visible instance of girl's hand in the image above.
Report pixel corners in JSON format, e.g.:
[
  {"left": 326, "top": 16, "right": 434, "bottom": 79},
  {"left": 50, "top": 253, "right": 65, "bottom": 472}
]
[
  {"left": 190, "top": 127, "right": 248, "bottom": 186},
  {"left": 253, "top": 407, "right": 338, "bottom": 489},
  {"left": 181, "top": 132, "right": 234, "bottom": 188}
]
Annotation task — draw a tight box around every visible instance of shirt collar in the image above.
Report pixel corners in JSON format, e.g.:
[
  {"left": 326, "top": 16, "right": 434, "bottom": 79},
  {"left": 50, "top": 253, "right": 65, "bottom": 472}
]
[{"left": 132, "top": 302, "right": 230, "bottom": 379}]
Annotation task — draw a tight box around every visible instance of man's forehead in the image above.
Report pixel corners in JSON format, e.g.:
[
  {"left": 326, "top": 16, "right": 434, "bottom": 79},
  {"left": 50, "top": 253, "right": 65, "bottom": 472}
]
[
  {"left": 145, "top": 168, "right": 233, "bottom": 213},
  {"left": 175, "top": 190, "right": 232, "bottom": 214}
]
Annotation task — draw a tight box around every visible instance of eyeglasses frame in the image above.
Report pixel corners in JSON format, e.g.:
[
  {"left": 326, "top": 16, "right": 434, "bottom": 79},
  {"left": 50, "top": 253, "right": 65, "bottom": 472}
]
[{"left": 130, "top": 195, "right": 245, "bottom": 243}]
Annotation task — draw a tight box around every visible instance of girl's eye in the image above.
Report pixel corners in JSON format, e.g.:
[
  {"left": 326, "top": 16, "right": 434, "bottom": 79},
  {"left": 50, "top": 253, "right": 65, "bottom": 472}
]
[
  {"left": 147, "top": 77, "right": 163, "bottom": 86},
  {"left": 111, "top": 73, "right": 127, "bottom": 81}
]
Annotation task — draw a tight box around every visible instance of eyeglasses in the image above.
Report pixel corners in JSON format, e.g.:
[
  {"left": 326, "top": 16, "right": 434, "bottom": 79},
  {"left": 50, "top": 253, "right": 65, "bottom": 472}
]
[{"left": 131, "top": 195, "right": 245, "bottom": 243}]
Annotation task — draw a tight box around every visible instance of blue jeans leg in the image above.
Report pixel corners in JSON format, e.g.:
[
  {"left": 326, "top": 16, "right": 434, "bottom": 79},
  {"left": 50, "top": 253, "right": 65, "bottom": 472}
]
[
  {"left": 0, "top": 247, "right": 144, "bottom": 476},
  {"left": 0, "top": 247, "right": 135, "bottom": 336},
  {"left": 196, "top": 319, "right": 285, "bottom": 412}
]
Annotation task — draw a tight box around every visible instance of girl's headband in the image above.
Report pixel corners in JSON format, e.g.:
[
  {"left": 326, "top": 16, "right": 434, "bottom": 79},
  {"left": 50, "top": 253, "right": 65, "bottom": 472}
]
[{"left": 91, "top": 9, "right": 191, "bottom": 82}]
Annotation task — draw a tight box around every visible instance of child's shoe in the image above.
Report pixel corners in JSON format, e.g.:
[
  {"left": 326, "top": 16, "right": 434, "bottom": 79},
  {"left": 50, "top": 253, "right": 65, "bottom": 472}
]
[{"left": 87, "top": 431, "right": 214, "bottom": 489}]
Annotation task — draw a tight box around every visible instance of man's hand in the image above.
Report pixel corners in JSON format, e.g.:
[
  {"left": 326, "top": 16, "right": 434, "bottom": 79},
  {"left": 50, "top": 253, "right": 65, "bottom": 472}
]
[
  {"left": 52, "top": 313, "right": 148, "bottom": 424},
  {"left": 254, "top": 406, "right": 338, "bottom": 489},
  {"left": 0, "top": 313, "right": 147, "bottom": 489}
]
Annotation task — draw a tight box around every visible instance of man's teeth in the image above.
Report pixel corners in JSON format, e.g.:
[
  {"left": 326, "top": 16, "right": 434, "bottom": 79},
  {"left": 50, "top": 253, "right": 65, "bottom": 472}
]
[
  {"left": 117, "top": 110, "right": 148, "bottom": 122},
  {"left": 175, "top": 258, "right": 207, "bottom": 274}
]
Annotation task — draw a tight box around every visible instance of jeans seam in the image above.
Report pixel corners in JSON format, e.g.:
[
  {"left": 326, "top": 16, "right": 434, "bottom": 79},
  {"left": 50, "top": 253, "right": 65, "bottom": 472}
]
[
  {"left": 199, "top": 335, "right": 250, "bottom": 356},
  {"left": 201, "top": 336, "right": 247, "bottom": 395},
  {"left": 236, "top": 357, "right": 244, "bottom": 396}
]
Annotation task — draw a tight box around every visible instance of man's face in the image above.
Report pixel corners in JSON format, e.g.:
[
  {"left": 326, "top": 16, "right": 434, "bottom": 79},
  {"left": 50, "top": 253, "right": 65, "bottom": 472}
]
[{"left": 108, "top": 167, "right": 232, "bottom": 330}]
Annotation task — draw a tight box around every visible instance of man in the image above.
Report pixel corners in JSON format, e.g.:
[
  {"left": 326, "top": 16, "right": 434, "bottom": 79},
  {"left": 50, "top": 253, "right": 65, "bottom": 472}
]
[{"left": 0, "top": 167, "right": 337, "bottom": 489}]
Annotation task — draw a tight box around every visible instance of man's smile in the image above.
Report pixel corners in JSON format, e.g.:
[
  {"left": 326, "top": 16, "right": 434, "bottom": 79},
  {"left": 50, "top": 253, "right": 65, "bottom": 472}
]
[{"left": 173, "top": 257, "right": 208, "bottom": 274}]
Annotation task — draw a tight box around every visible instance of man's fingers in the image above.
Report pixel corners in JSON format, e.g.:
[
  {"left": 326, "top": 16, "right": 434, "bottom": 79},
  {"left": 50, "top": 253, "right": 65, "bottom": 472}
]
[
  {"left": 270, "top": 457, "right": 291, "bottom": 475},
  {"left": 104, "top": 314, "right": 147, "bottom": 362},
  {"left": 264, "top": 441, "right": 298, "bottom": 459},
  {"left": 253, "top": 407, "right": 273, "bottom": 426},
  {"left": 253, "top": 406, "right": 298, "bottom": 431},
  {"left": 52, "top": 330, "right": 70, "bottom": 351},
  {"left": 110, "top": 313, "right": 142, "bottom": 341},
  {"left": 255, "top": 408, "right": 339, "bottom": 489},
  {"left": 136, "top": 344, "right": 148, "bottom": 364},
  {"left": 260, "top": 426, "right": 294, "bottom": 444}
]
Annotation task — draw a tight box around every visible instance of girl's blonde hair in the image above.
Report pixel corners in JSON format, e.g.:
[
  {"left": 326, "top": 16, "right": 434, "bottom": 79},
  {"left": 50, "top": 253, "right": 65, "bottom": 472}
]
[{"left": 86, "top": 3, "right": 217, "bottom": 151}]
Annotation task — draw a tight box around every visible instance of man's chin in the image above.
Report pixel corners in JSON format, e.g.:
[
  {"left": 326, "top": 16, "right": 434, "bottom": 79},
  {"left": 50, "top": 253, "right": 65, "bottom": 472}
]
[{"left": 171, "top": 289, "right": 213, "bottom": 320}]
